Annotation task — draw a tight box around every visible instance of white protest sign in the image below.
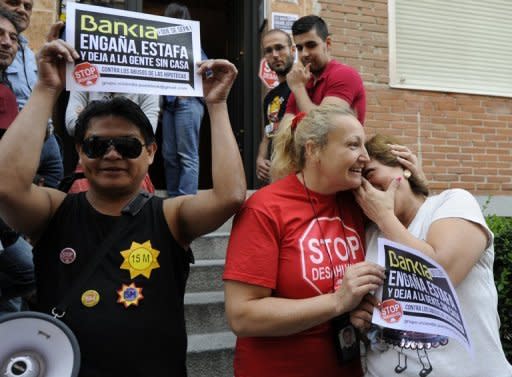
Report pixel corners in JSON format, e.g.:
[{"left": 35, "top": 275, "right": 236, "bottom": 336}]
[
  {"left": 65, "top": 3, "right": 203, "bottom": 96},
  {"left": 271, "top": 12, "right": 299, "bottom": 35},
  {"left": 372, "top": 238, "right": 472, "bottom": 353}
]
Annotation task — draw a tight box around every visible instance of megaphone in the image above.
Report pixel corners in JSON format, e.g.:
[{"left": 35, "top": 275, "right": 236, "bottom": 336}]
[{"left": 0, "top": 311, "right": 80, "bottom": 377}]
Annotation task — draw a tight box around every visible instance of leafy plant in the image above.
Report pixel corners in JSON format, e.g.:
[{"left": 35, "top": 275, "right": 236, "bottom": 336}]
[{"left": 486, "top": 213, "right": 512, "bottom": 362}]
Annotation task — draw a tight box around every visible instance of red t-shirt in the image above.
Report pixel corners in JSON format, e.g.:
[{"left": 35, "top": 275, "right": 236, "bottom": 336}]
[
  {"left": 285, "top": 60, "right": 366, "bottom": 124},
  {"left": 224, "top": 174, "right": 365, "bottom": 377}
]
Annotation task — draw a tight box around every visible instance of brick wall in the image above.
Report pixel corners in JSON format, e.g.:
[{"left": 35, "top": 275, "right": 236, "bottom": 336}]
[{"left": 317, "top": 0, "right": 512, "bottom": 195}]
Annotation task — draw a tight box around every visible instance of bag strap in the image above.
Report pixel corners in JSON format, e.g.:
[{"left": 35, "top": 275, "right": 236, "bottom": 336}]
[{"left": 51, "top": 191, "right": 153, "bottom": 318}]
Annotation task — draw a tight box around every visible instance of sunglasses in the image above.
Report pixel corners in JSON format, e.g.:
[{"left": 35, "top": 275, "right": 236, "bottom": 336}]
[{"left": 81, "top": 136, "right": 146, "bottom": 159}]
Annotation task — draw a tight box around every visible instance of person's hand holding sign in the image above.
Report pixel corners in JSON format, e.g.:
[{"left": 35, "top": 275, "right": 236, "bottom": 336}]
[
  {"left": 333, "top": 262, "right": 385, "bottom": 315},
  {"left": 46, "top": 21, "right": 65, "bottom": 42},
  {"left": 36, "top": 39, "right": 79, "bottom": 94},
  {"left": 350, "top": 293, "right": 380, "bottom": 332},
  {"left": 197, "top": 59, "right": 238, "bottom": 104}
]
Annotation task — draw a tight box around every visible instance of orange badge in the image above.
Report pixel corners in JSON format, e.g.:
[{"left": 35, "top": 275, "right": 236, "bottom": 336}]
[{"left": 117, "top": 283, "right": 144, "bottom": 308}]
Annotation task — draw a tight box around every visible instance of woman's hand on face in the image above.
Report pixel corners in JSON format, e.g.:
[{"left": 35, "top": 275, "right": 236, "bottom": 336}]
[
  {"left": 388, "top": 144, "right": 428, "bottom": 186},
  {"left": 354, "top": 177, "right": 400, "bottom": 226},
  {"left": 350, "top": 294, "right": 379, "bottom": 333},
  {"left": 334, "top": 261, "right": 385, "bottom": 315}
]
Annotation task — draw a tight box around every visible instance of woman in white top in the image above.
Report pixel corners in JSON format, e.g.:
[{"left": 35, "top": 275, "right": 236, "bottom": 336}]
[{"left": 351, "top": 134, "right": 512, "bottom": 377}]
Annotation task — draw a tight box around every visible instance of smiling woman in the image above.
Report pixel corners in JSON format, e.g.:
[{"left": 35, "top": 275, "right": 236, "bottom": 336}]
[{"left": 223, "top": 104, "right": 385, "bottom": 377}]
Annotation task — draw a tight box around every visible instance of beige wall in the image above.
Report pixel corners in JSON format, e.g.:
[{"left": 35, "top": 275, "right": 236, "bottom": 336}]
[
  {"left": 25, "top": 0, "right": 58, "bottom": 52},
  {"left": 268, "top": 0, "right": 320, "bottom": 17}
]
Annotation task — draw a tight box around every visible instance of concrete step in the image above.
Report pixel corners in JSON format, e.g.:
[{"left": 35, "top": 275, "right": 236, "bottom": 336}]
[
  {"left": 215, "top": 216, "right": 234, "bottom": 234},
  {"left": 185, "top": 291, "right": 228, "bottom": 335},
  {"left": 191, "top": 232, "right": 229, "bottom": 260},
  {"left": 187, "top": 259, "right": 225, "bottom": 293},
  {"left": 187, "top": 331, "right": 235, "bottom": 377}
]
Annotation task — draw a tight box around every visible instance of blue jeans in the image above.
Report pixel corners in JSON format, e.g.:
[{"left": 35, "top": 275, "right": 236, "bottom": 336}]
[
  {"left": 37, "top": 134, "right": 64, "bottom": 188},
  {"left": 162, "top": 97, "right": 205, "bottom": 197},
  {"left": 0, "top": 237, "right": 35, "bottom": 314}
]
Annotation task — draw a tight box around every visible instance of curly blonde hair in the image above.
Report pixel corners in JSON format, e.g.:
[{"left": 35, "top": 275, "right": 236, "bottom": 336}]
[{"left": 270, "top": 104, "right": 357, "bottom": 181}]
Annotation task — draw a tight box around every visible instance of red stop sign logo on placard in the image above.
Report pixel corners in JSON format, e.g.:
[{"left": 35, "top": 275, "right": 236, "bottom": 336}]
[
  {"left": 258, "top": 58, "right": 279, "bottom": 89},
  {"left": 73, "top": 62, "right": 100, "bottom": 87},
  {"left": 299, "top": 218, "right": 364, "bottom": 294},
  {"left": 380, "top": 299, "right": 403, "bottom": 324}
]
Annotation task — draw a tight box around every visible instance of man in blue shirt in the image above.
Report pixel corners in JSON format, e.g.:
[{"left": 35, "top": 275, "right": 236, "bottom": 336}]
[
  {"left": 0, "top": 4, "right": 35, "bottom": 315},
  {"left": 3, "top": 0, "right": 64, "bottom": 188}
]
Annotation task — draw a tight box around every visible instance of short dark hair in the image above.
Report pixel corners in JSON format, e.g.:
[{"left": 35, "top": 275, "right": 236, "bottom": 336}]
[
  {"left": 0, "top": 7, "right": 21, "bottom": 34},
  {"left": 74, "top": 97, "right": 155, "bottom": 145},
  {"left": 262, "top": 29, "right": 293, "bottom": 47},
  {"left": 164, "top": 2, "right": 191, "bottom": 20},
  {"left": 291, "top": 15, "right": 329, "bottom": 41}
]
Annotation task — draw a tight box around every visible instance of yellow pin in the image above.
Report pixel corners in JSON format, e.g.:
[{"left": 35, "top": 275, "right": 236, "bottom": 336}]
[
  {"left": 81, "top": 289, "right": 100, "bottom": 308},
  {"left": 120, "top": 240, "right": 160, "bottom": 279}
]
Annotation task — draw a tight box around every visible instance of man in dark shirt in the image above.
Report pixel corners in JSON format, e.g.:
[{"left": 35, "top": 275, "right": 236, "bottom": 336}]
[{"left": 256, "top": 29, "right": 295, "bottom": 183}]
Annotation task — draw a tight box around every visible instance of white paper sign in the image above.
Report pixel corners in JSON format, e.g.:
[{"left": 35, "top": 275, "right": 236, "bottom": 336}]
[
  {"left": 372, "top": 238, "right": 472, "bottom": 353},
  {"left": 65, "top": 3, "right": 203, "bottom": 96},
  {"left": 271, "top": 12, "right": 298, "bottom": 34}
]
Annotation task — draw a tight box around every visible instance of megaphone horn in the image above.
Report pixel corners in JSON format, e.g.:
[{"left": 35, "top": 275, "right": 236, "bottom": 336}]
[{"left": 0, "top": 311, "right": 80, "bottom": 377}]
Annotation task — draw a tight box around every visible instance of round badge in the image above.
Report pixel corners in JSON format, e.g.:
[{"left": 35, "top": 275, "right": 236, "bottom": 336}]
[
  {"left": 81, "top": 289, "right": 100, "bottom": 308},
  {"left": 59, "top": 248, "right": 77, "bottom": 264}
]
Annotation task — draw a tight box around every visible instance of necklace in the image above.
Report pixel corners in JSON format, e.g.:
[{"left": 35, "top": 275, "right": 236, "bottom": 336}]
[{"left": 301, "top": 171, "right": 352, "bottom": 293}]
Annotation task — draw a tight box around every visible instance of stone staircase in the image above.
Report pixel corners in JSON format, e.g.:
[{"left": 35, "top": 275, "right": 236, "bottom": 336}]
[{"left": 186, "top": 219, "right": 235, "bottom": 377}]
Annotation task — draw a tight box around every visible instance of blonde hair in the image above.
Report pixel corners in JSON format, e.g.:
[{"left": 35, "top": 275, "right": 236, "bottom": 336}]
[{"left": 270, "top": 104, "right": 357, "bottom": 181}]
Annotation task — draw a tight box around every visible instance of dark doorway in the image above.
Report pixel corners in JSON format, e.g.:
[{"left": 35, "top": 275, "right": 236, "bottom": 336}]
[{"left": 144, "top": 0, "right": 262, "bottom": 190}]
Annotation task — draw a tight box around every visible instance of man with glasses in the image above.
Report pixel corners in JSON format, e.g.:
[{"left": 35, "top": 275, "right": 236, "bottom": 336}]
[
  {"left": 284, "top": 15, "right": 366, "bottom": 125},
  {"left": 0, "top": 28, "right": 246, "bottom": 375},
  {"left": 256, "top": 29, "right": 295, "bottom": 183}
]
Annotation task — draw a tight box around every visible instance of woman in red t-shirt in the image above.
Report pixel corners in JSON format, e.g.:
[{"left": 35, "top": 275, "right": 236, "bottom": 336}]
[{"left": 223, "top": 104, "right": 386, "bottom": 377}]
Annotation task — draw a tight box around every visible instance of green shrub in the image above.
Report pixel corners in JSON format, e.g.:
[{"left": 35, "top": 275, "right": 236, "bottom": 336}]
[{"left": 486, "top": 214, "right": 512, "bottom": 362}]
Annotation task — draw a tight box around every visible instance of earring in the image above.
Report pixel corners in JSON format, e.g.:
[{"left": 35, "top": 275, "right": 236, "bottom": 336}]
[{"left": 403, "top": 170, "right": 412, "bottom": 179}]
